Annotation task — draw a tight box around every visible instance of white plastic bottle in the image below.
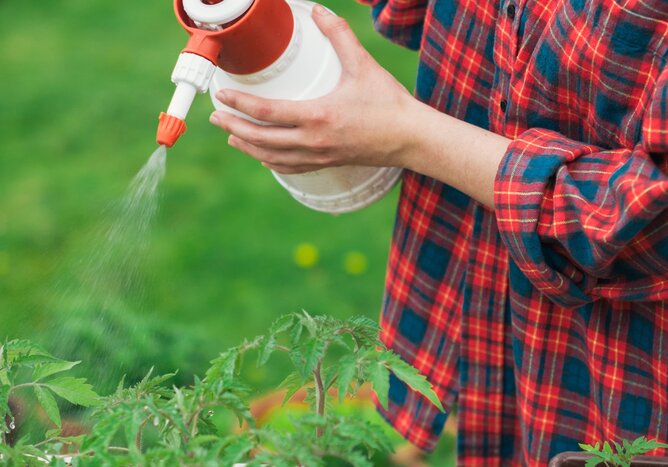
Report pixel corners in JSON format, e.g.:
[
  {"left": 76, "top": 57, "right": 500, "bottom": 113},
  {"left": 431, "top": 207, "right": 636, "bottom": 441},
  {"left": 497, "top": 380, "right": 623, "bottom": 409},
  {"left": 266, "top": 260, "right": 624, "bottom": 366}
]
[{"left": 158, "top": 0, "right": 402, "bottom": 214}]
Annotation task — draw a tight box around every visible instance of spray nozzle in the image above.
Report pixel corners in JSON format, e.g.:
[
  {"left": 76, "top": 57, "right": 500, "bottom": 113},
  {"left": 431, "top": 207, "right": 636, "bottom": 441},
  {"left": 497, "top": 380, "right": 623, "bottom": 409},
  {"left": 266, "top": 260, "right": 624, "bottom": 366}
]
[
  {"left": 156, "top": 52, "right": 217, "bottom": 147},
  {"left": 156, "top": 0, "right": 295, "bottom": 147}
]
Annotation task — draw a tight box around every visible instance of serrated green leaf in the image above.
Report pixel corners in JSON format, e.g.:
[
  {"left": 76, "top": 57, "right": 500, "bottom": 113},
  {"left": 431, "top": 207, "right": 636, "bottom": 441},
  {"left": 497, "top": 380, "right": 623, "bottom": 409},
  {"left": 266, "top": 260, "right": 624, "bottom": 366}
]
[
  {"left": 385, "top": 354, "right": 444, "bottom": 411},
  {"left": 33, "top": 360, "right": 80, "bottom": 382},
  {"left": 138, "top": 370, "right": 176, "bottom": 393},
  {"left": 80, "top": 414, "right": 124, "bottom": 453},
  {"left": 45, "top": 428, "right": 62, "bottom": 439},
  {"left": 613, "top": 440, "right": 623, "bottom": 454},
  {"left": 220, "top": 433, "right": 253, "bottom": 464},
  {"left": 631, "top": 436, "right": 647, "bottom": 449},
  {"left": 289, "top": 346, "right": 305, "bottom": 378},
  {"left": 368, "top": 363, "right": 390, "bottom": 410},
  {"left": 270, "top": 314, "right": 295, "bottom": 335},
  {"left": 3, "top": 340, "right": 52, "bottom": 364},
  {"left": 190, "top": 434, "right": 222, "bottom": 447},
  {"left": 206, "top": 349, "right": 238, "bottom": 382},
  {"left": 602, "top": 441, "right": 613, "bottom": 456},
  {"left": 44, "top": 377, "right": 100, "bottom": 407},
  {"left": 302, "top": 338, "right": 326, "bottom": 377},
  {"left": 299, "top": 310, "right": 317, "bottom": 336},
  {"left": 278, "top": 372, "right": 304, "bottom": 405},
  {"left": 622, "top": 438, "right": 631, "bottom": 452},
  {"left": 289, "top": 318, "right": 304, "bottom": 346},
  {"left": 637, "top": 438, "right": 668, "bottom": 452},
  {"left": 347, "top": 316, "right": 381, "bottom": 350},
  {"left": 34, "top": 386, "right": 61, "bottom": 428},
  {"left": 579, "top": 443, "right": 596, "bottom": 452},
  {"left": 610, "top": 454, "right": 629, "bottom": 467},
  {"left": 257, "top": 335, "right": 276, "bottom": 367},
  {"left": 343, "top": 450, "right": 373, "bottom": 467},
  {"left": 322, "top": 364, "right": 337, "bottom": 391},
  {"left": 0, "top": 384, "right": 9, "bottom": 420},
  {"left": 584, "top": 458, "right": 604, "bottom": 467},
  {"left": 138, "top": 366, "right": 155, "bottom": 385},
  {"left": 337, "top": 356, "right": 357, "bottom": 403}
]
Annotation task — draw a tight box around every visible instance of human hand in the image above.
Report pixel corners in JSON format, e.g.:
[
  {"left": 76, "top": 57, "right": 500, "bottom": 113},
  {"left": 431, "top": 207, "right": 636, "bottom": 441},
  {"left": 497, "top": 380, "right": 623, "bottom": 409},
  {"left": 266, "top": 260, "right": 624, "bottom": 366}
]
[{"left": 209, "top": 4, "right": 416, "bottom": 174}]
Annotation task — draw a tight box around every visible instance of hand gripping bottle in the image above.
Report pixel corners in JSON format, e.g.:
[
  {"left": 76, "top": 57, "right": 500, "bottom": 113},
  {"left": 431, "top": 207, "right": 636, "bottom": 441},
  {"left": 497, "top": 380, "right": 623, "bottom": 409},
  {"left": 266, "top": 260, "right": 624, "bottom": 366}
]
[{"left": 157, "top": 0, "right": 402, "bottom": 214}]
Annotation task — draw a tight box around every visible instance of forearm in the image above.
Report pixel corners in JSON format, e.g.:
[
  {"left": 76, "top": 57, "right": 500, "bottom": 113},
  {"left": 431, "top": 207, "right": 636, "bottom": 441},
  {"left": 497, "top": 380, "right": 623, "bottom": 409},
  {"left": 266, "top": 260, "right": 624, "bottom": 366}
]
[
  {"left": 399, "top": 99, "right": 511, "bottom": 210},
  {"left": 210, "top": 7, "right": 511, "bottom": 210}
]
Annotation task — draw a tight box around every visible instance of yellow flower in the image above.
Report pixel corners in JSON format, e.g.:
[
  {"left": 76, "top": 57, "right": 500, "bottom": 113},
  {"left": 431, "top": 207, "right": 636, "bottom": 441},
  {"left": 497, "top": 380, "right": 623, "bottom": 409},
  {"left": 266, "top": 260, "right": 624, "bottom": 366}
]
[
  {"left": 343, "top": 251, "right": 368, "bottom": 275},
  {"left": 294, "top": 243, "right": 319, "bottom": 269}
]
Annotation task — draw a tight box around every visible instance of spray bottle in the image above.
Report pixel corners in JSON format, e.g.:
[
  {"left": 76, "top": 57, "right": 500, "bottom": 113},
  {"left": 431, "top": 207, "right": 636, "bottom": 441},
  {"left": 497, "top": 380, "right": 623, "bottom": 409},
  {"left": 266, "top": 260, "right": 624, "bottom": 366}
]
[{"left": 157, "top": 0, "right": 402, "bottom": 214}]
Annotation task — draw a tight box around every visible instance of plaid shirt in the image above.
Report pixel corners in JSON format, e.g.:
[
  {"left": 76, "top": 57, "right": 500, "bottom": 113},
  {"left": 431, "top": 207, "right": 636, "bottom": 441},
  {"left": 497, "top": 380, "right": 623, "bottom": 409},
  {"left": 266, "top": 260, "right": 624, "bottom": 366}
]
[{"left": 360, "top": 0, "right": 668, "bottom": 464}]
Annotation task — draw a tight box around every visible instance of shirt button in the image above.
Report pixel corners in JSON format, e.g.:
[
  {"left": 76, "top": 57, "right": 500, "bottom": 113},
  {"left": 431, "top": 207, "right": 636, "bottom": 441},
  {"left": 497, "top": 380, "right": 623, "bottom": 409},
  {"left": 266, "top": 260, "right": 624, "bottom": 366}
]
[
  {"left": 500, "top": 100, "right": 508, "bottom": 112},
  {"left": 506, "top": 3, "right": 516, "bottom": 20}
]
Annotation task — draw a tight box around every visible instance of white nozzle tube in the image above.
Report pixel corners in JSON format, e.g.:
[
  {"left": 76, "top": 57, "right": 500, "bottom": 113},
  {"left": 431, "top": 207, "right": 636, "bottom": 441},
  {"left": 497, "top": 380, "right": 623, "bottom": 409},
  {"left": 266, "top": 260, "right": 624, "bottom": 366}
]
[
  {"left": 156, "top": 53, "right": 217, "bottom": 147},
  {"left": 165, "top": 52, "right": 217, "bottom": 121},
  {"left": 167, "top": 83, "right": 197, "bottom": 120}
]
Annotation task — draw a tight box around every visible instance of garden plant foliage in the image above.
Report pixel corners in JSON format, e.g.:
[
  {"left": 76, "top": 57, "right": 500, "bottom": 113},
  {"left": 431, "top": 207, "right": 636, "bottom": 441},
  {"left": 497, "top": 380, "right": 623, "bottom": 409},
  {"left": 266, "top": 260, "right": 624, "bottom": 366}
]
[
  {"left": 0, "top": 312, "right": 443, "bottom": 466},
  {"left": 579, "top": 437, "right": 668, "bottom": 467}
]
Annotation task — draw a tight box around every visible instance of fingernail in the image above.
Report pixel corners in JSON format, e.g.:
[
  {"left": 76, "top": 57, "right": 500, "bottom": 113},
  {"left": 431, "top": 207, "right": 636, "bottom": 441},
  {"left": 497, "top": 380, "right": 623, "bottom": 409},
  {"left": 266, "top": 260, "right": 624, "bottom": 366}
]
[
  {"left": 313, "top": 4, "right": 329, "bottom": 15},
  {"left": 210, "top": 113, "right": 219, "bottom": 125}
]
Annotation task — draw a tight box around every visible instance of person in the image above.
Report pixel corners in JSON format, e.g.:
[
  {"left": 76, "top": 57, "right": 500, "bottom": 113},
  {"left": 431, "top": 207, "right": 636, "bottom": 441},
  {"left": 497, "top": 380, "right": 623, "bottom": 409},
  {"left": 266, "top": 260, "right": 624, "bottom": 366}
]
[{"left": 209, "top": 0, "right": 668, "bottom": 464}]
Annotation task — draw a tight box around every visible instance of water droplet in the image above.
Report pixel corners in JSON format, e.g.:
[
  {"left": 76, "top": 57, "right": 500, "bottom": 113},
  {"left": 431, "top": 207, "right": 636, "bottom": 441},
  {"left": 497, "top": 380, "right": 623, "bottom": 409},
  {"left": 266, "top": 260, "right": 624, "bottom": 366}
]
[
  {"left": 153, "top": 416, "right": 160, "bottom": 427},
  {"left": 9, "top": 421, "right": 15, "bottom": 430},
  {"left": 207, "top": 410, "right": 214, "bottom": 417}
]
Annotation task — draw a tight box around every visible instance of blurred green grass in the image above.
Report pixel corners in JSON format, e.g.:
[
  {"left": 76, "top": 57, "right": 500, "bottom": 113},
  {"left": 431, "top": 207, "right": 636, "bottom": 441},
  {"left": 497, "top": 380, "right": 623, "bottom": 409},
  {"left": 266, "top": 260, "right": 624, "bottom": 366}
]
[
  {"left": 0, "top": 0, "right": 417, "bottom": 371},
  {"left": 0, "top": 0, "right": 455, "bottom": 463}
]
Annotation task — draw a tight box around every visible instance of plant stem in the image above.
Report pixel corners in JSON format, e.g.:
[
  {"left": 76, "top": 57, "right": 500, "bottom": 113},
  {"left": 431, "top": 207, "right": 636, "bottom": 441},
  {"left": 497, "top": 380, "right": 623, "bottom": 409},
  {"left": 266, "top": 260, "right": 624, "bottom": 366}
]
[
  {"left": 136, "top": 416, "right": 150, "bottom": 451},
  {"left": 9, "top": 382, "right": 38, "bottom": 392},
  {"left": 33, "top": 438, "right": 57, "bottom": 448},
  {"left": 108, "top": 446, "right": 131, "bottom": 454},
  {"left": 188, "top": 407, "right": 203, "bottom": 440},
  {"left": 313, "top": 361, "right": 325, "bottom": 438},
  {"left": 158, "top": 410, "right": 190, "bottom": 445}
]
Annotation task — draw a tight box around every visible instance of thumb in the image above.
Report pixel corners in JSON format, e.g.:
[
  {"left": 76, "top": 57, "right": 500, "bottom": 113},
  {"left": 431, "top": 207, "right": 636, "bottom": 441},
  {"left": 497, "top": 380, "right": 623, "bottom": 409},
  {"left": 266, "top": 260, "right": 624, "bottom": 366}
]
[{"left": 312, "top": 4, "right": 365, "bottom": 70}]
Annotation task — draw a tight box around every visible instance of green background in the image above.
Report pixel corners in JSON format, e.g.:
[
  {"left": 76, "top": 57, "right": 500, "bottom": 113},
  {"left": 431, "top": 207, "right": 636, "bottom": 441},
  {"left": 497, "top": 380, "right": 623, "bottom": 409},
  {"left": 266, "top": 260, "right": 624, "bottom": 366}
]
[{"left": 0, "top": 0, "right": 454, "bottom": 464}]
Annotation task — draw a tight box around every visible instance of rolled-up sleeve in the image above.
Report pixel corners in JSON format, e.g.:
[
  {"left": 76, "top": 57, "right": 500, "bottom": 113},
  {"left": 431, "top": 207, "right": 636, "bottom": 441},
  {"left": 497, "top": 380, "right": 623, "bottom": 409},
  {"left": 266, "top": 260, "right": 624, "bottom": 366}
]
[{"left": 494, "top": 68, "right": 668, "bottom": 308}]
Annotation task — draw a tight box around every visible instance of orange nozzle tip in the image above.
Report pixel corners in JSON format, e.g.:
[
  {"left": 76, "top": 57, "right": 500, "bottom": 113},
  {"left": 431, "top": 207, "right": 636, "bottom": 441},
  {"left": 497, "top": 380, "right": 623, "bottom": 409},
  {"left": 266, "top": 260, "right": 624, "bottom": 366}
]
[{"left": 157, "top": 112, "right": 187, "bottom": 148}]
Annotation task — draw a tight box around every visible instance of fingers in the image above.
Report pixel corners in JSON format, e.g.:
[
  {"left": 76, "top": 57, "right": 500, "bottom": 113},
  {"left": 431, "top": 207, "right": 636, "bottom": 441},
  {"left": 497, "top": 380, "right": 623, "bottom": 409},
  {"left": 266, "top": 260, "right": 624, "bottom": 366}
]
[
  {"left": 228, "top": 135, "right": 328, "bottom": 172},
  {"left": 210, "top": 111, "right": 300, "bottom": 150},
  {"left": 215, "top": 90, "right": 304, "bottom": 125},
  {"left": 312, "top": 5, "right": 365, "bottom": 71}
]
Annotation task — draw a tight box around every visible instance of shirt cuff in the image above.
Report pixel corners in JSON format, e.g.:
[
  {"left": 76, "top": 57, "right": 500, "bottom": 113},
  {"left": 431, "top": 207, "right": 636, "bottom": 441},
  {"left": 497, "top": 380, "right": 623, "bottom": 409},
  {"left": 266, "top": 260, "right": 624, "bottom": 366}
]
[{"left": 493, "top": 128, "right": 600, "bottom": 307}]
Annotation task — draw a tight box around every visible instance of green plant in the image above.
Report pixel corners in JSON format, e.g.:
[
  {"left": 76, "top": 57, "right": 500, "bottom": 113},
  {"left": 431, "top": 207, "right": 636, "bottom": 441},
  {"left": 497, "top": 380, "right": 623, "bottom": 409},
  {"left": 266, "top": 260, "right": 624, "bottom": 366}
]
[
  {"left": 0, "top": 312, "right": 444, "bottom": 466},
  {"left": 579, "top": 436, "right": 668, "bottom": 467}
]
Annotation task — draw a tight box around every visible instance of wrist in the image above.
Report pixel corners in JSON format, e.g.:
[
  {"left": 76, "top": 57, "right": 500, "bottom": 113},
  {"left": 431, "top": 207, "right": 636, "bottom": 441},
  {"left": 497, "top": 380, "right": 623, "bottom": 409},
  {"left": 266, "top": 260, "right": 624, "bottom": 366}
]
[{"left": 389, "top": 94, "right": 432, "bottom": 170}]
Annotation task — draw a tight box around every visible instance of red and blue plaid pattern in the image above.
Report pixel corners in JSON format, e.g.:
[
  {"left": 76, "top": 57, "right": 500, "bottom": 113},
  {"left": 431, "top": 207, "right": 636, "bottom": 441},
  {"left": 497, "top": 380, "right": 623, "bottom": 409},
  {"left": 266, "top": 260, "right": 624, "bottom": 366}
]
[{"left": 360, "top": 0, "right": 668, "bottom": 463}]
